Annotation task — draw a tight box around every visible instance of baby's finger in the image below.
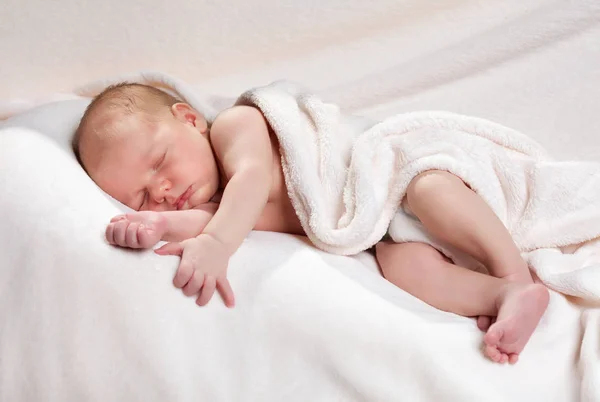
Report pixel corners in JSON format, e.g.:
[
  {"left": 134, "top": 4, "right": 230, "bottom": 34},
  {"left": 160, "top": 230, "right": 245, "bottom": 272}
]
[
  {"left": 113, "top": 221, "right": 128, "bottom": 247},
  {"left": 173, "top": 261, "right": 194, "bottom": 288},
  {"left": 125, "top": 222, "right": 140, "bottom": 248},
  {"left": 182, "top": 271, "right": 205, "bottom": 296},
  {"left": 110, "top": 215, "right": 127, "bottom": 223},
  {"left": 137, "top": 224, "right": 155, "bottom": 249},
  {"left": 105, "top": 223, "right": 116, "bottom": 244},
  {"left": 196, "top": 276, "right": 217, "bottom": 306},
  {"left": 155, "top": 242, "right": 184, "bottom": 256},
  {"left": 217, "top": 278, "right": 235, "bottom": 308}
]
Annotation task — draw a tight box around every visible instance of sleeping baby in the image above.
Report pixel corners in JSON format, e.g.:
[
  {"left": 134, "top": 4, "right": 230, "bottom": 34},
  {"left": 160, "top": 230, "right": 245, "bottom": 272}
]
[{"left": 73, "top": 82, "right": 549, "bottom": 365}]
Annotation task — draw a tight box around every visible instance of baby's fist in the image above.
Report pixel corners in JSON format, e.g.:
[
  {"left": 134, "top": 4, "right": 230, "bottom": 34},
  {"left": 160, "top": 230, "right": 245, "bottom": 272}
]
[{"left": 106, "top": 211, "right": 167, "bottom": 249}]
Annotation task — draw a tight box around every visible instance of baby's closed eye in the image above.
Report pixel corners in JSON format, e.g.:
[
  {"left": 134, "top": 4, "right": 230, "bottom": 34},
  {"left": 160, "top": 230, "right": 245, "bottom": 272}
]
[{"left": 153, "top": 150, "right": 168, "bottom": 172}]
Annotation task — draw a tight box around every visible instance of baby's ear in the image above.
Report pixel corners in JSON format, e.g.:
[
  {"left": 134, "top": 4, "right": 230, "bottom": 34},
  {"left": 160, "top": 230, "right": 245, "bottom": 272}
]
[{"left": 171, "top": 103, "right": 208, "bottom": 134}]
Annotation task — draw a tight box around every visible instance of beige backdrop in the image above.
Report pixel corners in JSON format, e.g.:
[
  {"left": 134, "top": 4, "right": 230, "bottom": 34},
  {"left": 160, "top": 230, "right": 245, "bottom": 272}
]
[{"left": 2, "top": 0, "right": 600, "bottom": 159}]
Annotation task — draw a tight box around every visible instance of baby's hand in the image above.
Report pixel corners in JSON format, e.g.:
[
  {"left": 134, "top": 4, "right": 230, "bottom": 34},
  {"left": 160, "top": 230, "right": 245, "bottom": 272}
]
[
  {"left": 155, "top": 234, "right": 235, "bottom": 308},
  {"left": 106, "top": 211, "right": 168, "bottom": 249}
]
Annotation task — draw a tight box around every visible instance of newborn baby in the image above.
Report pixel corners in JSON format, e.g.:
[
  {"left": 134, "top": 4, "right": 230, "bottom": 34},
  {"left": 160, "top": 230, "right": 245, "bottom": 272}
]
[{"left": 73, "top": 83, "right": 549, "bottom": 365}]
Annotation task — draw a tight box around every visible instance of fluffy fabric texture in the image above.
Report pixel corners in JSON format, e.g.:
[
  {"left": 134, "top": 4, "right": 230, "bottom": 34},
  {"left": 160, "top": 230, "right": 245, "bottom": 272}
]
[
  {"left": 236, "top": 82, "right": 600, "bottom": 302},
  {"left": 1, "top": 126, "right": 584, "bottom": 402}
]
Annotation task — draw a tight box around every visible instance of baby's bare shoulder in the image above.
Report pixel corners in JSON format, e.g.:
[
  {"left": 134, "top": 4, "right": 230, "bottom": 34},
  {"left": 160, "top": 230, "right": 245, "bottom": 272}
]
[
  {"left": 210, "top": 105, "right": 273, "bottom": 176},
  {"left": 212, "top": 105, "right": 268, "bottom": 133}
]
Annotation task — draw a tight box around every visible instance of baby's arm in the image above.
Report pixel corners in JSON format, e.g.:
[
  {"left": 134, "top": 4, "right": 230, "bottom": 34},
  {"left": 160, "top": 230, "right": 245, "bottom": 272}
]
[
  {"left": 198, "top": 105, "right": 273, "bottom": 253},
  {"left": 106, "top": 203, "right": 218, "bottom": 248},
  {"left": 160, "top": 204, "right": 218, "bottom": 242}
]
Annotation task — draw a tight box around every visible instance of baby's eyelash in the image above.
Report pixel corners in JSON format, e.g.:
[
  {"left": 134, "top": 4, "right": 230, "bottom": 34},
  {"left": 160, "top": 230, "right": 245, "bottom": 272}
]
[{"left": 154, "top": 151, "right": 167, "bottom": 171}]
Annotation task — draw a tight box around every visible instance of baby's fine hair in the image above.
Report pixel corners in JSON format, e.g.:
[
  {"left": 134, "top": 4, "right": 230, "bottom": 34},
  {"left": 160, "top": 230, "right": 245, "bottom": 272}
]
[{"left": 72, "top": 82, "right": 180, "bottom": 165}]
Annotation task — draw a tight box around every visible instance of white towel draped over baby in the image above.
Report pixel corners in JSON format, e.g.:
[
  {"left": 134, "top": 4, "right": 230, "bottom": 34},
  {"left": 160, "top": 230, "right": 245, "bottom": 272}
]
[
  {"left": 235, "top": 81, "right": 600, "bottom": 301},
  {"left": 78, "top": 74, "right": 600, "bottom": 302}
]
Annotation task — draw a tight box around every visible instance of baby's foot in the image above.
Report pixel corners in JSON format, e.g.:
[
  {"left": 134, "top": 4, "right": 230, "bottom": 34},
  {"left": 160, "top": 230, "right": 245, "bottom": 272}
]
[
  {"left": 106, "top": 211, "right": 168, "bottom": 249},
  {"left": 477, "top": 269, "right": 534, "bottom": 331},
  {"left": 483, "top": 283, "right": 549, "bottom": 364}
]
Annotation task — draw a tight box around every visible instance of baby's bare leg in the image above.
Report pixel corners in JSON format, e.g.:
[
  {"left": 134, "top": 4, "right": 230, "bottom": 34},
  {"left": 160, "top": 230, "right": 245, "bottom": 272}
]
[
  {"left": 376, "top": 241, "right": 549, "bottom": 364},
  {"left": 377, "top": 241, "right": 505, "bottom": 317},
  {"left": 405, "top": 170, "right": 532, "bottom": 283}
]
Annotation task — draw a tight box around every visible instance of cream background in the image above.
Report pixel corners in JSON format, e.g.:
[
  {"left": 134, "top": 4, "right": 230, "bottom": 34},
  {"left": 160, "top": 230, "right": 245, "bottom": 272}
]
[{"left": 2, "top": 0, "right": 599, "bottom": 159}]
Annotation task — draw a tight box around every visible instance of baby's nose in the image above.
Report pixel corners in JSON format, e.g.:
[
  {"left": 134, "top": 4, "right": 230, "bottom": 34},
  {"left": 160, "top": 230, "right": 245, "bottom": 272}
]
[{"left": 150, "top": 179, "right": 172, "bottom": 203}]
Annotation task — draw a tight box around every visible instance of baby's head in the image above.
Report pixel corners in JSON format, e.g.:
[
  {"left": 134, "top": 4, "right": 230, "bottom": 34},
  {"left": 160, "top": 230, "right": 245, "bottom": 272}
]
[{"left": 73, "top": 83, "right": 220, "bottom": 211}]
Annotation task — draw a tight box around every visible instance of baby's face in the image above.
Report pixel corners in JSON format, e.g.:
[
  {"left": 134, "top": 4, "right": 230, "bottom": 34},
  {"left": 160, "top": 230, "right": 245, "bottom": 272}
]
[{"left": 86, "top": 107, "right": 220, "bottom": 212}]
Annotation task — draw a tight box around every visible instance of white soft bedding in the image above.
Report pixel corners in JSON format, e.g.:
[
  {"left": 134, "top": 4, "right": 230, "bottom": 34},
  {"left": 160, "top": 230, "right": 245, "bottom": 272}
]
[
  {"left": 0, "top": 126, "right": 586, "bottom": 401},
  {"left": 2, "top": 0, "right": 600, "bottom": 401}
]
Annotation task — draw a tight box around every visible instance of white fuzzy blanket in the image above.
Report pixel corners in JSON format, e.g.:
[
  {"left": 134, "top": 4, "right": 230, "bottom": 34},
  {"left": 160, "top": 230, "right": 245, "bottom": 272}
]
[{"left": 236, "top": 82, "right": 600, "bottom": 302}]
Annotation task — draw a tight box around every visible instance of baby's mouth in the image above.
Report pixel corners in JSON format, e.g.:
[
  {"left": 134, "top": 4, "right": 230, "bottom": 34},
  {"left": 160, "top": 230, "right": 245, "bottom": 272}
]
[{"left": 176, "top": 186, "right": 193, "bottom": 210}]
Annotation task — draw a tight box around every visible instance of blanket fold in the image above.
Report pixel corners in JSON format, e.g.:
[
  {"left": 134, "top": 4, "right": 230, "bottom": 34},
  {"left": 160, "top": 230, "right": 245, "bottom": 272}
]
[{"left": 236, "top": 81, "right": 600, "bottom": 301}]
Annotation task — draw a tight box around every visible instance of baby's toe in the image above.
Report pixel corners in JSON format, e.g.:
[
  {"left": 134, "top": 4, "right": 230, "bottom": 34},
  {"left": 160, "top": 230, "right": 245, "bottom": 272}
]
[
  {"left": 484, "top": 326, "right": 504, "bottom": 347},
  {"left": 484, "top": 345, "right": 502, "bottom": 363}
]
